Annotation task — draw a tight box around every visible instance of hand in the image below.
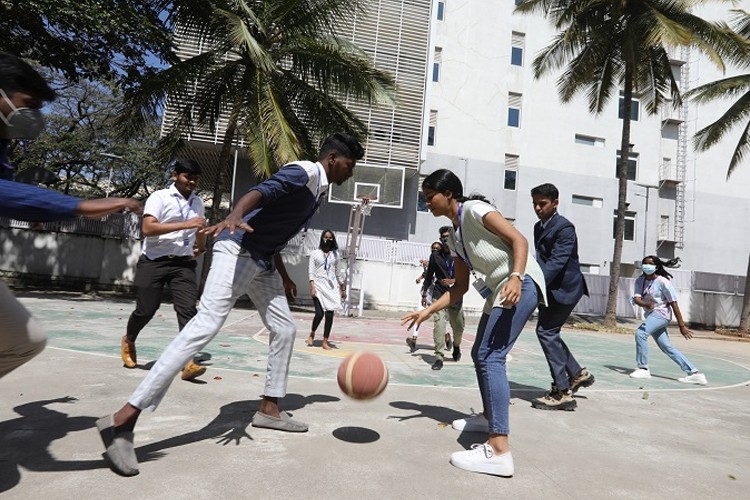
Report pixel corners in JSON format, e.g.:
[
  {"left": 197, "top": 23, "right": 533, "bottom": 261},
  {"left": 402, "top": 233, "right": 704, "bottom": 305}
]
[
  {"left": 679, "top": 324, "right": 693, "bottom": 339},
  {"left": 419, "top": 259, "right": 428, "bottom": 267},
  {"left": 415, "top": 276, "right": 423, "bottom": 284},
  {"left": 401, "top": 309, "right": 431, "bottom": 332},
  {"left": 283, "top": 278, "right": 297, "bottom": 303},
  {"left": 421, "top": 297, "right": 427, "bottom": 307},
  {"left": 193, "top": 247, "right": 206, "bottom": 257},
  {"left": 185, "top": 216, "right": 207, "bottom": 229},
  {"left": 122, "top": 199, "right": 143, "bottom": 214},
  {"left": 201, "top": 214, "right": 253, "bottom": 237},
  {"left": 499, "top": 279, "right": 522, "bottom": 307},
  {"left": 310, "top": 286, "right": 317, "bottom": 298},
  {"left": 440, "top": 278, "right": 455, "bottom": 287},
  {"left": 340, "top": 290, "right": 347, "bottom": 300}
]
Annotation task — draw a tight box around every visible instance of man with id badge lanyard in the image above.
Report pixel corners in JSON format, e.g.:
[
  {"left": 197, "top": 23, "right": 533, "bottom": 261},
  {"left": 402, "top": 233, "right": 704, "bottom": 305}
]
[
  {"left": 121, "top": 159, "right": 208, "bottom": 381},
  {"left": 97, "top": 133, "right": 363, "bottom": 476},
  {"left": 402, "top": 169, "right": 546, "bottom": 478}
]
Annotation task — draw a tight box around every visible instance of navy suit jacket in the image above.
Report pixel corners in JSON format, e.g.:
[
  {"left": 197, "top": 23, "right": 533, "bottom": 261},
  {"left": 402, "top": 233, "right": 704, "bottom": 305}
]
[{"left": 534, "top": 213, "right": 588, "bottom": 305}]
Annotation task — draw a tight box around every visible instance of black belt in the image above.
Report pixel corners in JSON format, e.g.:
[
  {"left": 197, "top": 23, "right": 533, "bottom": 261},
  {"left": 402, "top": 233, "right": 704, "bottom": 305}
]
[{"left": 146, "top": 255, "right": 193, "bottom": 262}]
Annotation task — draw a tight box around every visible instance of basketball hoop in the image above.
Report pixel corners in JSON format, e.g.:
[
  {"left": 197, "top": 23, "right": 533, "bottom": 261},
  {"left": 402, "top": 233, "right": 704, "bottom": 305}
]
[{"left": 359, "top": 196, "right": 373, "bottom": 216}]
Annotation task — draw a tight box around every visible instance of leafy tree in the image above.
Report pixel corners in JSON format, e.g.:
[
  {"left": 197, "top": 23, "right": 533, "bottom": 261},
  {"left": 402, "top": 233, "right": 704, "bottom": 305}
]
[
  {"left": 118, "top": 0, "right": 395, "bottom": 223},
  {"left": 517, "top": 0, "right": 748, "bottom": 326},
  {"left": 0, "top": 0, "right": 175, "bottom": 86},
  {"left": 686, "top": 9, "right": 750, "bottom": 332},
  {"left": 9, "top": 72, "right": 169, "bottom": 199}
]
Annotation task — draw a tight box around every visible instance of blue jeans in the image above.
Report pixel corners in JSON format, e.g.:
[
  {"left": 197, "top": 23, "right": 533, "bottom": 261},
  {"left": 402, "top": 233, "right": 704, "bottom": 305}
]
[
  {"left": 635, "top": 315, "right": 697, "bottom": 374},
  {"left": 471, "top": 276, "right": 539, "bottom": 435}
]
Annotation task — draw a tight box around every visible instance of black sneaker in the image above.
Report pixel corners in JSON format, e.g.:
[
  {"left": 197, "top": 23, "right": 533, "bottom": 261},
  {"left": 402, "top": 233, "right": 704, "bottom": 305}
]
[
  {"left": 445, "top": 333, "right": 453, "bottom": 351},
  {"left": 406, "top": 337, "right": 417, "bottom": 353},
  {"left": 452, "top": 346, "right": 461, "bottom": 362},
  {"left": 432, "top": 359, "right": 444, "bottom": 370},
  {"left": 569, "top": 368, "right": 595, "bottom": 394}
]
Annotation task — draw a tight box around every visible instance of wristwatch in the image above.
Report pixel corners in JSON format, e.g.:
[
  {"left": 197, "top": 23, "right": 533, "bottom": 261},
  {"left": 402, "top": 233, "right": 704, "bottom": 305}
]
[{"left": 510, "top": 272, "right": 525, "bottom": 281}]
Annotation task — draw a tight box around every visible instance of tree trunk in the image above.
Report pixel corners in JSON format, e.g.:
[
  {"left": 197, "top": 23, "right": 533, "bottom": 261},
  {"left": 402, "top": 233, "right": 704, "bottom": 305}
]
[
  {"left": 740, "top": 252, "right": 750, "bottom": 332},
  {"left": 604, "top": 66, "right": 634, "bottom": 327},
  {"left": 198, "top": 117, "right": 239, "bottom": 294}
]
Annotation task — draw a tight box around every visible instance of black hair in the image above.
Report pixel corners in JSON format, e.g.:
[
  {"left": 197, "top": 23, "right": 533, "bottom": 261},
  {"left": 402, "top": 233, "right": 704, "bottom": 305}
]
[
  {"left": 319, "top": 229, "right": 339, "bottom": 251},
  {"left": 642, "top": 255, "right": 681, "bottom": 280},
  {"left": 430, "top": 241, "right": 443, "bottom": 251},
  {"left": 421, "top": 169, "right": 490, "bottom": 204},
  {"left": 438, "top": 225, "right": 452, "bottom": 235},
  {"left": 169, "top": 159, "right": 202, "bottom": 175},
  {"left": 530, "top": 183, "right": 559, "bottom": 201},
  {"left": 318, "top": 132, "right": 365, "bottom": 161},
  {"left": 0, "top": 53, "right": 56, "bottom": 101}
]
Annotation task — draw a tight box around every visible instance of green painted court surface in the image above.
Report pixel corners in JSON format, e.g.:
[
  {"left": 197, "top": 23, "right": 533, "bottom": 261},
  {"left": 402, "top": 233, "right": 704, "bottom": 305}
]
[{"left": 25, "top": 294, "right": 750, "bottom": 393}]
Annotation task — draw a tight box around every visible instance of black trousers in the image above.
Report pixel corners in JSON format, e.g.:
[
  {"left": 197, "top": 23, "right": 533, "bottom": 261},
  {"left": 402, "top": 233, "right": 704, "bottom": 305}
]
[
  {"left": 311, "top": 297, "right": 334, "bottom": 338},
  {"left": 126, "top": 255, "right": 198, "bottom": 342},
  {"left": 535, "top": 294, "right": 583, "bottom": 390}
]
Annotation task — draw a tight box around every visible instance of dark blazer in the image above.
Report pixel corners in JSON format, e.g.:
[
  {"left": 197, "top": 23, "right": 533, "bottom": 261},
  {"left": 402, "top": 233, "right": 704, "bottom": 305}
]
[{"left": 534, "top": 213, "right": 588, "bottom": 306}]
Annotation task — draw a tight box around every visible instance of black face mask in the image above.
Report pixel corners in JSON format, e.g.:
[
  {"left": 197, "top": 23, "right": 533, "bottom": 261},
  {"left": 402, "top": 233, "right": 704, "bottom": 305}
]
[{"left": 322, "top": 239, "right": 334, "bottom": 250}]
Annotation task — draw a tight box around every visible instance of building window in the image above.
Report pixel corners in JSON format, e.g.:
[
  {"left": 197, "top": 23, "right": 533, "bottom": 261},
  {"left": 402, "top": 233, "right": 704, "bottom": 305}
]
[
  {"left": 659, "top": 215, "right": 671, "bottom": 240},
  {"left": 580, "top": 264, "right": 600, "bottom": 274},
  {"left": 437, "top": 1, "right": 445, "bottom": 20},
  {"left": 514, "top": 0, "right": 523, "bottom": 5},
  {"left": 618, "top": 91, "right": 640, "bottom": 121},
  {"left": 572, "top": 195, "right": 603, "bottom": 208},
  {"left": 613, "top": 210, "right": 636, "bottom": 241},
  {"left": 432, "top": 47, "right": 442, "bottom": 82},
  {"left": 417, "top": 176, "right": 429, "bottom": 212},
  {"left": 615, "top": 150, "right": 639, "bottom": 181},
  {"left": 511, "top": 32, "right": 525, "bottom": 66},
  {"left": 575, "top": 134, "right": 605, "bottom": 147},
  {"left": 508, "top": 92, "right": 522, "bottom": 128},
  {"left": 504, "top": 154, "right": 519, "bottom": 190},
  {"left": 428, "top": 110, "right": 437, "bottom": 146}
]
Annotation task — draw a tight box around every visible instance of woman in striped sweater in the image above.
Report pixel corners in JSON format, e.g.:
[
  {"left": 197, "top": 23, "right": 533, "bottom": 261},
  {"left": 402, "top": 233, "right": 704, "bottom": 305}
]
[{"left": 402, "top": 169, "right": 546, "bottom": 478}]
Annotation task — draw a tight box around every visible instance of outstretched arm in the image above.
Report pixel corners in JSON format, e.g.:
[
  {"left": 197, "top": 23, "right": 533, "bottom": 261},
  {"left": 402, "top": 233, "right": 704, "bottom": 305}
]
[{"left": 76, "top": 198, "right": 143, "bottom": 218}]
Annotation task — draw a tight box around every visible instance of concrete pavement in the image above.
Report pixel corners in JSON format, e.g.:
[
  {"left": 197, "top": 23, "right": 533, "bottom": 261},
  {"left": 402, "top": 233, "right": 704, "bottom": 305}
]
[{"left": 1, "top": 294, "right": 749, "bottom": 499}]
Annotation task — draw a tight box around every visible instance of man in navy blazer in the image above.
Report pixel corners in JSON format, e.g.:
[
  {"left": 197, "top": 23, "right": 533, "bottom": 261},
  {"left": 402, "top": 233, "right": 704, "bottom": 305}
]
[{"left": 529, "top": 183, "right": 595, "bottom": 411}]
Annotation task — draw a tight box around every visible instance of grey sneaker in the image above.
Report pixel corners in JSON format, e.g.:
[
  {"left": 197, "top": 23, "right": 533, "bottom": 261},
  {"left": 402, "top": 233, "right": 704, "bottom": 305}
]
[
  {"left": 531, "top": 387, "right": 577, "bottom": 411},
  {"left": 569, "top": 368, "right": 595, "bottom": 394},
  {"left": 251, "top": 411, "right": 309, "bottom": 432}
]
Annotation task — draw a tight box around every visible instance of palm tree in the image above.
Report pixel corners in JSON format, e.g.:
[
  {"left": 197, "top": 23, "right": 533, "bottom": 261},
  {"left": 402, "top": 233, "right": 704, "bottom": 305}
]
[
  {"left": 686, "top": 9, "right": 750, "bottom": 333},
  {"left": 118, "top": 0, "right": 395, "bottom": 222},
  {"left": 516, "top": 0, "right": 748, "bottom": 326}
]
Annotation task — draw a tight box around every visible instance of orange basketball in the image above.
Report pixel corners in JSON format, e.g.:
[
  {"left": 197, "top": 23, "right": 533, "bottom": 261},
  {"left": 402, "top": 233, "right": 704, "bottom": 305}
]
[{"left": 337, "top": 351, "right": 389, "bottom": 400}]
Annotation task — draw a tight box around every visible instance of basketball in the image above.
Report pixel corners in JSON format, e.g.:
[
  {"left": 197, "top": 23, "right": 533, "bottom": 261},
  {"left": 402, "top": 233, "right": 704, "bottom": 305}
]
[{"left": 337, "top": 351, "right": 389, "bottom": 400}]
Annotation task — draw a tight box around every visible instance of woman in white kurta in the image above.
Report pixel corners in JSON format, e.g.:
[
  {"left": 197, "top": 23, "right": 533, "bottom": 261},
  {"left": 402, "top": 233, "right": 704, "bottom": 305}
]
[{"left": 306, "top": 230, "right": 346, "bottom": 350}]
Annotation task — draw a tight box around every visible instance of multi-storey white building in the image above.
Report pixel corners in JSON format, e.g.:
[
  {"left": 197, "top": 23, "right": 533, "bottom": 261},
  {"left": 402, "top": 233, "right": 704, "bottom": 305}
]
[
  {"left": 170, "top": 0, "right": 750, "bottom": 282},
  {"left": 406, "top": 0, "right": 750, "bottom": 281}
]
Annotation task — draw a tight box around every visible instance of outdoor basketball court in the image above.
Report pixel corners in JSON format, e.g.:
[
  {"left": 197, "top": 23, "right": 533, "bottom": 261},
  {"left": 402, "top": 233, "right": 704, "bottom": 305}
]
[{"left": 2, "top": 294, "right": 749, "bottom": 499}]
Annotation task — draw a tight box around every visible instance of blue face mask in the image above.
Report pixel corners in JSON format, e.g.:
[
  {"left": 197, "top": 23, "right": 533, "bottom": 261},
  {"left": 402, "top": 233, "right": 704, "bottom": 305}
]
[{"left": 642, "top": 264, "right": 657, "bottom": 275}]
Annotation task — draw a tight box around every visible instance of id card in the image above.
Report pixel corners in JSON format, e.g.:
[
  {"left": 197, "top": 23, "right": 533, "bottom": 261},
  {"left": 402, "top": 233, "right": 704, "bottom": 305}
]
[
  {"left": 183, "top": 238, "right": 191, "bottom": 247},
  {"left": 472, "top": 277, "right": 492, "bottom": 299}
]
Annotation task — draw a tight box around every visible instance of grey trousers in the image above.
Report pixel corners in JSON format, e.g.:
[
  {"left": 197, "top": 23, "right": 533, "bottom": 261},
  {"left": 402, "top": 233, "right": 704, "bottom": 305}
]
[
  {"left": 129, "top": 240, "right": 297, "bottom": 411},
  {"left": 0, "top": 281, "right": 46, "bottom": 379}
]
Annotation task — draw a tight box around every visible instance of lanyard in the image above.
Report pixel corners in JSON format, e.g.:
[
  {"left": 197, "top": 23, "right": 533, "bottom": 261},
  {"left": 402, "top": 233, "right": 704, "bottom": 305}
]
[
  {"left": 454, "top": 203, "right": 480, "bottom": 279},
  {"left": 303, "top": 163, "right": 323, "bottom": 232},
  {"left": 175, "top": 194, "right": 193, "bottom": 221},
  {"left": 323, "top": 252, "right": 331, "bottom": 272},
  {"left": 641, "top": 278, "right": 654, "bottom": 296}
]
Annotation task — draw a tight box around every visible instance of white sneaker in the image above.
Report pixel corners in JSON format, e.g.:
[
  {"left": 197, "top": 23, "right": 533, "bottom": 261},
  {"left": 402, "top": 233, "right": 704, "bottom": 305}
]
[
  {"left": 452, "top": 413, "right": 489, "bottom": 433},
  {"left": 629, "top": 368, "right": 651, "bottom": 379},
  {"left": 450, "top": 443, "right": 514, "bottom": 477},
  {"left": 678, "top": 372, "right": 708, "bottom": 385}
]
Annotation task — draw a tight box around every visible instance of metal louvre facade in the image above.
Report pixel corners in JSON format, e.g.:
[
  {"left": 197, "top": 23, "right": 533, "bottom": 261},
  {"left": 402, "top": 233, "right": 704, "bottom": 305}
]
[{"left": 162, "top": 1, "right": 431, "bottom": 196}]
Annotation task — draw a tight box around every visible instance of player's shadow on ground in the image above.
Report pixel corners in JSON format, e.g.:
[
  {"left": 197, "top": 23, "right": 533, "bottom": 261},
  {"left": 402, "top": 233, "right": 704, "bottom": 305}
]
[
  {"left": 133, "top": 393, "right": 340, "bottom": 460},
  {"left": 604, "top": 364, "right": 680, "bottom": 382},
  {"left": 0, "top": 396, "right": 154, "bottom": 493}
]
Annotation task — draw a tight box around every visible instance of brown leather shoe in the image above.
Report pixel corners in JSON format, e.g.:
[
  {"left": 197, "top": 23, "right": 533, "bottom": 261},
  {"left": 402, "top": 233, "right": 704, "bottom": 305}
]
[
  {"left": 181, "top": 360, "right": 207, "bottom": 381},
  {"left": 121, "top": 336, "right": 137, "bottom": 368}
]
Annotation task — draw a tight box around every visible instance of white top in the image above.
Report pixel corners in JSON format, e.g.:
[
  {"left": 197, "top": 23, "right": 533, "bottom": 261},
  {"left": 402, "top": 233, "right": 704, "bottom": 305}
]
[
  {"left": 633, "top": 275, "right": 678, "bottom": 321},
  {"left": 141, "top": 184, "right": 205, "bottom": 259},
  {"left": 309, "top": 249, "right": 345, "bottom": 311}
]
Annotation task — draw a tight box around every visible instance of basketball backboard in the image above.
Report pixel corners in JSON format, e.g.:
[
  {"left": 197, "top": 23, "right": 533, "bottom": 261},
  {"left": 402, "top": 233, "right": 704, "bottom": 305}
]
[{"left": 328, "top": 163, "right": 405, "bottom": 209}]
